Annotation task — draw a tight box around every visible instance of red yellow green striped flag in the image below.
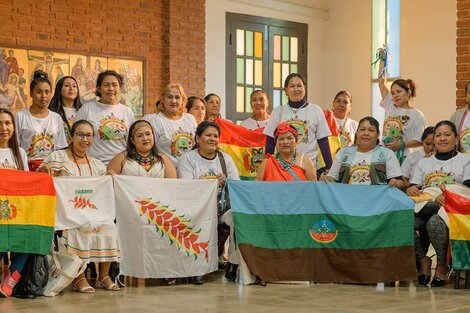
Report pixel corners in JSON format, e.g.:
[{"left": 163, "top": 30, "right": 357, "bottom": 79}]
[
  {"left": 317, "top": 110, "right": 342, "bottom": 168},
  {"left": 217, "top": 118, "right": 267, "bottom": 180},
  {"left": 0, "top": 169, "right": 56, "bottom": 255},
  {"left": 444, "top": 189, "right": 470, "bottom": 269}
]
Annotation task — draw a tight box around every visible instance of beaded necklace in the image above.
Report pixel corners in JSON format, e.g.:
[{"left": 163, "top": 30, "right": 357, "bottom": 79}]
[
  {"left": 70, "top": 147, "right": 92, "bottom": 176},
  {"left": 135, "top": 151, "right": 156, "bottom": 172},
  {"left": 275, "top": 150, "right": 297, "bottom": 170}
]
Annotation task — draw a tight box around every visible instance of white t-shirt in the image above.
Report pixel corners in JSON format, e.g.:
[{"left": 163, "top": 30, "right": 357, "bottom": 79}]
[
  {"left": 177, "top": 149, "right": 240, "bottom": 181},
  {"left": 142, "top": 113, "right": 197, "bottom": 168},
  {"left": 335, "top": 117, "right": 358, "bottom": 148},
  {"left": 263, "top": 103, "right": 332, "bottom": 167},
  {"left": 400, "top": 149, "right": 425, "bottom": 179},
  {"left": 0, "top": 147, "right": 29, "bottom": 170},
  {"left": 63, "top": 107, "right": 77, "bottom": 142},
  {"left": 15, "top": 109, "right": 68, "bottom": 161},
  {"left": 240, "top": 117, "right": 268, "bottom": 130},
  {"left": 380, "top": 94, "right": 427, "bottom": 156},
  {"left": 458, "top": 111, "right": 470, "bottom": 153},
  {"left": 410, "top": 152, "right": 470, "bottom": 188},
  {"left": 76, "top": 101, "right": 135, "bottom": 165},
  {"left": 328, "top": 147, "right": 402, "bottom": 185}
]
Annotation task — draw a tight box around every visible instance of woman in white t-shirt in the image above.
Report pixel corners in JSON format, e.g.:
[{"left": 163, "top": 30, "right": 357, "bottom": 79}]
[
  {"left": 264, "top": 73, "right": 332, "bottom": 172},
  {"left": 0, "top": 108, "right": 29, "bottom": 298},
  {"left": 49, "top": 76, "right": 82, "bottom": 143},
  {"left": 15, "top": 70, "right": 68, "bottom": 171},
  {"left": 321, "top": 116, "right": 403, "bottom": 188},
  {"left": 178, "top": 121, "right": 240, "bottom": 285},
  {"left": 377, "top": 48, "right": 427, "bottom": 164},
  {"left": 407, "top": 121, "right": 470, "bottom": 287},
  {"left": 143, "top": 83, "right": 197, "bottom": 168},
  {"left": 330, "top": 91, "right": 358, "bottom": 148},
  {"left": 186, "top": 96, "right": 206, "bottom": 125},
  {"left": 76, "top": 70, "right": 135, "bottom": 165},
  {"left": 240, "top": 90, "right": 270, "bottom": 131}
]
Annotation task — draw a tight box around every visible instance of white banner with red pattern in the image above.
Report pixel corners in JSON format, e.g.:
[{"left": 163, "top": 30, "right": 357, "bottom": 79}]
[{"left": 113, "top": 175, "right": 219, "bottom": 278}]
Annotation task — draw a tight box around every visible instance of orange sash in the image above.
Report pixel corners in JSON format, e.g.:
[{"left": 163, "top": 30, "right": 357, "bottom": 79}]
[{"left": 262, "top": 154, "right": 308, "bottom": 181}]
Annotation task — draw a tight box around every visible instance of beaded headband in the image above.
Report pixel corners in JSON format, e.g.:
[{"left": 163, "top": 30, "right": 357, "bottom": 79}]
[{"left": 131, "top": 121, "right": 152, "bottom": 137}]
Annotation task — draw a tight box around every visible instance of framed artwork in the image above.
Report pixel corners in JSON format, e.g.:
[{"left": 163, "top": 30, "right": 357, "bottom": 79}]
[{"left": 0, "top": 47, "right": 144, "bottom": 117}]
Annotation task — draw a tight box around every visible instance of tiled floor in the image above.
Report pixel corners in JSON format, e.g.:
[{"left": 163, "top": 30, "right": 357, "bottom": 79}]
[{"left": 1, "top": 271, "right": 470, "bottom": 313}]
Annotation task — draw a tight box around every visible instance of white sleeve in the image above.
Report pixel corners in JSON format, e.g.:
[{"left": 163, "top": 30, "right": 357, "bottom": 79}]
[
  {"left": 223, "top": 152, "right": 240, "bottom": 181},
  {"left": 407, "top": 110, "right": 427, "bottom": 143},
  {"left": 75, "top": 104, "right": 88, "bottom": 121},
  {"left": 385, "top": 149, "right": 402, "bottom": 179},
  {"left": 177, "top": 153, "right": 196, "bottom": 179},
  {"left": 463, "top": 155, "right": 470, "bottom": 182},
  {"left": 410, "top": 159, "right": 426, "bottom": 186},
  {"left": 400, "top": 155, "right": 413, "bottom": 179},
  {"left": 263, "top": 107, "right": 281, "bottom": 138},
  {"left": 380, "top": 93, "right": 393, "bottom": 112},
  {"left": 55, "top": 116, "right": 68, "bottom": 150},
  {"left": 14, "top": 111, "right": 22, "bottom": 144},
  {"left": 327, "top": 152, "right": 343, "bottom": 181},
  {"left": 314, "top": 106, "right": 332, "bottom": 140}
]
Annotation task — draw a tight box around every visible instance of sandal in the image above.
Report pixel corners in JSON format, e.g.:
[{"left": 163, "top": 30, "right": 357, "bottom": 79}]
[
  {"left": 95, "top": 276, "right": 120, "bottom": 291},
  {"left": 72, "top": 277, "right": 95, "bottom": 293}
]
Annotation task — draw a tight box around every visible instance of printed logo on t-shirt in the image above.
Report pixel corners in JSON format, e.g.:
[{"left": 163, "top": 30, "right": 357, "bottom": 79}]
[
  {"left": 63, "top": 122, "right": 72, "bottom": 144},
  {"left": 27, "top": 129, "right": 55, "bottom": 158},
  {"left": 98, "top": 113, "right": 128, "bottom": 141},
  {"left": 348, "top": 161, "right": 371, "bottom": 184},
  {"left": 170, "top": 129, "right": 194, "bottom": 158},
  {"left": 383, "top": 116, "right": 406, "bottom": 140},
  {"left": 198, "top": 168, "right": 218, "bottom": 180},
  {"left": 0, "top": 159, "right": 14, "bottom": 169},
  {"left": 339, "top": 130, "right": 352, "bottom": 148},
  {"left": 286, "top": 119, "right": 309, "bottom": 144},
  {"left": 459, "top": 128, "right": 470, "bottom": 153},
  {"left": 424, "top": 168, "right": 455, "bottom": 188}
]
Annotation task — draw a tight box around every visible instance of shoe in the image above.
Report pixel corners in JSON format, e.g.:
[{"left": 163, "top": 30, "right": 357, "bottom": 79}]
[
  {"left": 418, "top": 274, "right": 431, "bottom": 286},
  {"left": 225, "top": 263, "right": 238, "bottom": 282},
  {"left": 72, "top": 277, "right": 95, "bottom": 293},
  {"left": 192, "top": 275, "right": 206, "bottom": 285},
  {"left": 164, "top": 278, "right": 177, "bottom": 285},
  {"left": 0, "top": 271, "right": 21, "bottom": 297},
  {"left": 430, "top": 277, "right": 446, "bottom": 287},
  {"left": 95, "top": 276, "right": 120, "bottom": 291},
  {"left": 417, "top": 256, "right": 432, "bottom": 286}
]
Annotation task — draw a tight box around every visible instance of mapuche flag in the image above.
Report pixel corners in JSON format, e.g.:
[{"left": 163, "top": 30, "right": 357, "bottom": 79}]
[
  {"left": 217, "top": 118, "right": 267, "bottom": 180},
  {"left": 228, "top": 180, "right": 416, "bottom": 283},
  {"left": 444, "top": 189, "right": 470, "bottom": 270},
  {"left": 0, "top": 169, "right": 56, "bottom": 255}
]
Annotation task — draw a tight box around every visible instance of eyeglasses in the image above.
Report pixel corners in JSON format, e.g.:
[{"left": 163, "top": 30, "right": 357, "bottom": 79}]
[{"left": 75, "top": 133, "right": 93, "bottom": 140}]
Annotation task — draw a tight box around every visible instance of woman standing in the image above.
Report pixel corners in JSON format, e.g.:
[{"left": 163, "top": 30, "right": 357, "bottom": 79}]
[
  {"left": 15, "top": 70, "right": 67, "bottom": 171},
  {"left": 256, "top": 122, "right": 316, "bottom": 181},
  {"left": 0, "top": 108, "right": 28, "bottom": 297},
  {"left": 264, "top": 73, "right": 332, "bottom": 172},
  {"left": 49, "top": 76, "right": 82, "bottom": 143},
  {"left": 330, "top": 91, "right": 358, "bottom": 148},
  {"left": 38, "top": 120, "right": 120, "bottom": 293},
  {"left": 178, "top": 121, "right": 240, "bottom": 284},
  {"left": 240, "top": 90, "right": 270, "bottom": 131},
  {"left": 204, "top": 93, "right": 222, "bottom": 121},
  {"left": 107, "top": 120, "right": 177, "bottom": 178},
  {"left": 450, "top": 81, "right": 470, "bottom": 153},
  {"left": 320, "top": 116, "right": 403, "bottom": 188},
  {"left": 75, "top": 70, "right": 135, "bottom": 165},
  {"left": 407, "top": 121, "right": 470, "bottom": 287},
  {"left": 186, "top": 96, "right": 206, "bottom": 125},
  {"left": 143, "top": 83, "right": 197, "bottom": 168},
  {"left": 378, "top": 48, "right": 427, "bottom": 164}
]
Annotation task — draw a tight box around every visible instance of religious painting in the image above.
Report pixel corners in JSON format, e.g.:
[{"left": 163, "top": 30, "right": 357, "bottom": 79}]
[{"left": 0, "top": 47, "right": 144, "bottom": 117}]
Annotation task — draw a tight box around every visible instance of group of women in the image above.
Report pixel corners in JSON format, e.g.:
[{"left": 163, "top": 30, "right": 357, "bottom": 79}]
[{"left": 0, "top": 58, "right": 468, "bottom": 297}]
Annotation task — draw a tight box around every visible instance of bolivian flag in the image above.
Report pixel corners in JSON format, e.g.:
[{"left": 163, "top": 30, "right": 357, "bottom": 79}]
[
  {"left": 229, "top": 180, "right": 416, "bottom": 283},
  {"left": 0, "top": 169, "right": 56, "bottom": 255},
  {"left": 217, "top": 118, "right": 267, "bottom": 180},
  {"left": 444, "top": 189, "right": 470, "bottom": 269},
  {"left": 317, "top": 110, "right": 342, "bottom": 169}
]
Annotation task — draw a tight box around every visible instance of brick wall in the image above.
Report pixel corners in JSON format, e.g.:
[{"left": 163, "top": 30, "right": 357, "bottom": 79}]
[
  {"left": 457, "top": 0, "right": 470, "bottom": 108},
  {"left": 0, "top": 0, "right": 206, "bottom": 114}
]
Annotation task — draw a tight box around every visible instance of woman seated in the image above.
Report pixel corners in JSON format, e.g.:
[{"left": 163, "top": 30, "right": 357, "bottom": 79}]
[
  {"left": 107, "top": 120, "right": 177, "bottom": 178},
  {"left": 178, "top": 121, "right": 240, "bottom": 284},
  {"left": 0, "top": 108, "right": 29, "bottom": 298},
  {"left": 38, "top": 120, "right": 120, "bottom": 293},
  {"left": 406, "top": 120, "right": 470, "bottom": 287},
  {"left": 256, "top": 122, "right": 316, "bottom": 181},
  {"left": 320, "top": 116, "right": 403, "bottom": 189}
]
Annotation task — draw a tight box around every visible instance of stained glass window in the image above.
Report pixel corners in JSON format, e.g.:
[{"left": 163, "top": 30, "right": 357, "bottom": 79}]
[{"left": 272, "top": 34, "right": 299, "bottom": 108}]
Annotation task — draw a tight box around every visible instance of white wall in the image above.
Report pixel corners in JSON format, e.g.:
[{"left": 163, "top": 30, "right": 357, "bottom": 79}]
[
  {"left": 206, "top": 0, "right": 456, "bottom": 125},
  {"left": 205, "top": 0, "right": 329, "bottom": 117}
]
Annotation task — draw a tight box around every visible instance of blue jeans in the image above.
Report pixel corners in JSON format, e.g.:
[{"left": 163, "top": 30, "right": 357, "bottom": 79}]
[{"left": 0, "top": 252, "right": 29, "bottom": 273}]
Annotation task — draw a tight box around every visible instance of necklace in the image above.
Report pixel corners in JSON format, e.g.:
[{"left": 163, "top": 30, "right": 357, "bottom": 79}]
[
  {"left": 135, "top": 151, "right": 156, "bottom": 172},
  {"left": 252, "top": 114, "right": 269, "bottom": 129},
  {"left": 287, "top": 103, "right": 308, "bottom": 120},
  {"left": 276, "top": 151, "right": 297, "bottom": 170},
  {"left": 70, "top": 147, "right": 92, "bottom": 176}
]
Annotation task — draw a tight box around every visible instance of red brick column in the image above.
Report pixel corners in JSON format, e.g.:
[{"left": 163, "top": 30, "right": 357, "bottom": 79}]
[
  {"left": 0, "top": 0, "right": 206, "bottom": 114},
  {"left": 457, "top": 0, "right": 470, "bottom": 108}
]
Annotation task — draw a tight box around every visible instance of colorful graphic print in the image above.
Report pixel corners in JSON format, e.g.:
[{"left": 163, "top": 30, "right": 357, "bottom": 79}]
[
  {"left": 135, "top": 198, "right": 209, "bottom": 260},
  {"left": 0, "top": 199, "right": 17, "bottom": 220},
  {"left": 98, "top": 113, "right": 128, "bottom": 141},
  {"left": 170, "top": 129, "right": 194, "bottom": 158},
  {"left": 383, "top": 116, "right": 407, "bottom": 140},
  {"left": 349, "top": 161, "right": 371, "bottom": 184},
  {"left": 27, "top": 129, "right": 55, "bottom": 158},
  {"left": 242, "top": 147, "right": 265, "bottom": 174},
  {"left": 69, "top": 195, "right": 97, "bottom": 210},
  {"left": 424, "top": 168, "right": 455, "bottom": 188},
  {"left": 287, "top": 119, "right": 309, "bottom": 144},
  {"left": 310, "top": 220, "right": 338, "bottom": 243},
  {"left": 460, "top": 128, "right": 470, "bottom": 153}
]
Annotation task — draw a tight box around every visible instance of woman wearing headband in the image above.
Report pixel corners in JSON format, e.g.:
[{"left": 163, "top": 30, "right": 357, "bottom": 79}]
[{"left": 256, "top": 122, "right": 316, "bottom": 181}]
